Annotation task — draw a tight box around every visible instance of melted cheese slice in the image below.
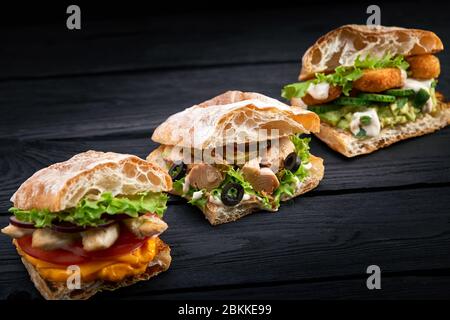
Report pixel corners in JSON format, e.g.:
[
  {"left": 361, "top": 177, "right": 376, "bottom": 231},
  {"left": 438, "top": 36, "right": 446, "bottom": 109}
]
[{"left": 19, "top": 238, "right": 157, "bottom": 283}]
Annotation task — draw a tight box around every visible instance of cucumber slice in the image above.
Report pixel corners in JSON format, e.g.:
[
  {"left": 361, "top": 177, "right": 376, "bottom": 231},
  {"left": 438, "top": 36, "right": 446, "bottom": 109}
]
[
  {"left": 358, "top": 93, "right": 396, "bottom": 103},
  {"left": 307, "top": 104, "right": 342, "bottom": 114},
  {"left": 337, "top": 119, "right": 350, "bottom": 129},
  {"left": 319, "top": 111, "right": 342, "bottom": 126},
  {"left": 333, "top": 97, "right": 370, "bottom": 106},
  {"left": 384, "top": 89, "right": 415, "bottom": 97},
  {"left": 413, "top": 89, "right": 430, "bottom": 109},
  {"left": 395, "top": 97, "right": 408, "bottom": 109}
]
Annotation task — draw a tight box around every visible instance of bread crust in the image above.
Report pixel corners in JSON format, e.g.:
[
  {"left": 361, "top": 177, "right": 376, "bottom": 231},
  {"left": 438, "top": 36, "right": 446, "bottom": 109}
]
[
  {"left": 14, "top": 237, "right": 171, "bottom": 300},
  {"left": 314, "top": 95, "right": 450, "bottom": 157},
  {"left": 11, "top": 150, "right": 172, "bottom": 212},
  {"left": 300, "top": 24, "right": 443, "bottom": 80},
  {"left": 151, "top": 91, "right": 320, "bottom": 150}
]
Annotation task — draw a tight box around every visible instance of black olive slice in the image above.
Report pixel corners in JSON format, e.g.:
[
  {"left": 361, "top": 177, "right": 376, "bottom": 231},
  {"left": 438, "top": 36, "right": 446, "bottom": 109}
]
[
  {"left": 221, "top": 182, "right": 244, "bottom": 206},
  {"left": 284, "top": 152, "right": 301, "bottom": 173},
  {"left": 168, "top": 161, "right": 187, "bottom": 181}
]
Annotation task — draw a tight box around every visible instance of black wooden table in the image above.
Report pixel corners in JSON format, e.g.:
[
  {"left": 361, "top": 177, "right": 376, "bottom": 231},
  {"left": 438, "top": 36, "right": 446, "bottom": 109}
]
[{"left": 1, "top": 2, "right": 450, "bottom": 300}]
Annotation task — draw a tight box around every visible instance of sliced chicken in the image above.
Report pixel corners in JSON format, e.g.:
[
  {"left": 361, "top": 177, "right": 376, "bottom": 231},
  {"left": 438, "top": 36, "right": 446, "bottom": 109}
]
[
  {"left": 1, "top": 224, "right": 34, "bottom": 239},
  {"left": 81, "top": 223, "right": 120, "bottom": 252},
  {"left": 186, "top": 163, "right": 223, "bottom": 191},
  {"left": 32, "top": 228, "right": 78, "bottom": 251},
  {"left": 242, "top": 158, "right": 280, "bottom": 193},
  {"left": 260, "top": 137, "right": 295, "bottom": 172},
  {"left": 123, "top": 214, "right": 168, "bottom": 239}
]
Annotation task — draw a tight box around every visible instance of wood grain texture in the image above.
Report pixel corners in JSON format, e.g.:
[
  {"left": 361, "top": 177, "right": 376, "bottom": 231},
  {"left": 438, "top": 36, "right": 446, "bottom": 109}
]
[
  {"left": 1, "top": 3, "right": 450, "bottom": 300},
  {"left": 1, "top": 3, "right": 449, "bottom": 79},
  {"left": 97, "top": 275, "right": 450, "bottom": 300},
  {"left": 1, "top": 129, "right": 449, "bottom": 211},
  {"left": 1, "top": 62, "right": 449, "bottom": 141},
  {"left": 1, "top": 187, "right": 450, "bottom": 299}
]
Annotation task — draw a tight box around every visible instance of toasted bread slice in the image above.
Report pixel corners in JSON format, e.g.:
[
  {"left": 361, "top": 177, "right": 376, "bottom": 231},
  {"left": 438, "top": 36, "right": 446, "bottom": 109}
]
[
  {"left": 14, "top": 238, "right": 171, "bottom": 300},
  {"left": 11, "top": 150, "right": 172, "bottom": 213},
  {"left": 299, "top": 24, "right": 443, "bottom": 80},
  {"left": 314, "top": 94, "right": 450, "bottom": 157}
]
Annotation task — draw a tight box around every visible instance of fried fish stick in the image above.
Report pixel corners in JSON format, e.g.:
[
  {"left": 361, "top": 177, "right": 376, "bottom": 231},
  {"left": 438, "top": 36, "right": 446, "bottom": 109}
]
[
  {"left": 353, "top": 68, "right": 403, "bottom": 92},
  {"left": 406, "top": 54, "right": 440, "bottom": 79}
]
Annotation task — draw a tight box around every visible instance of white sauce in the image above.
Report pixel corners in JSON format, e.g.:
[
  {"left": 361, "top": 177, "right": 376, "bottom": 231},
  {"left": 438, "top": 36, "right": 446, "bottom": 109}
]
[
  {"left": 403, "top": 78, "right": 433, "bottom": 93},
  {"left": 208, "top": 193, "right": 251, "bottom": 207},
  {"left": 402, "top": 78, "right": 434, "bottom": 113},
  {"left": 209, "top": 195, "right": 223, "bottom": 206},
  {"left": 182, "top": 176, "right": 190, "bottom": 194},
  {"left": 350, "top": 109, "right": 381, "bottom": 137},
  {"left": 192, "top": 190, "right": 204, "bottom": 200},
  {"left": 242, "top": 193, "right": 251, "bottom": 201},
  {"left": 400, "top": 69, "right": 408, "bottom": 85},
  {"left": 307, "top": 82, "right": 330, "bottom": 100},
  {"left": 291, "top": 97, "right": 307, "bottom": 108},
  {"left": 422, "top": 99, "right": 434, "bottom": 113},
  {"left": 303, "top": 162, "right": 312, "bottom": 170}
]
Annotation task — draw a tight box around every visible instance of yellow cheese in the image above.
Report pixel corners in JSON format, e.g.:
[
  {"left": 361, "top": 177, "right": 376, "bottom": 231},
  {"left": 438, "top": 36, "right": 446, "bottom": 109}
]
[{"left": 19, "top": 238, "right": 157, "bottom": 283}]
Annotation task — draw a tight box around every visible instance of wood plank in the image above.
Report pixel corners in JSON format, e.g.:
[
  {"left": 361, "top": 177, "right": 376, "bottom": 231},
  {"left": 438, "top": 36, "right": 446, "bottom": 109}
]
[
  {"left": 0, "top": 63, "right": 297, "bottom": 140},
  {"left": 2, "top": 4, "right": 450, "bottom": 79},
  {"left": 96, "top": 275, "right": 450, "bottom": 300},
  {"left": 1, "top": 186, "right": 450, "bottom": 299},
  {"left": 1, "top": 129, "right": 450, "bottom": 210},
  {"left": 1, "top": 62, "right": 449, "bottom": 141}
]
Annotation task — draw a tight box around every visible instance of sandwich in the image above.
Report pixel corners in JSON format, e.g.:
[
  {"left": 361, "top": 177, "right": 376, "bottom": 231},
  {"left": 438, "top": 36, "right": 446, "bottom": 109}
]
[
  {"left": 1, "top": 150, "right": 172, "bottom": 300},
  {"left": 147, "top": 91, "right": 324, "bottom": 225},
  {"left": 282, "top": 25, "right": 450, "bottom": 157}
]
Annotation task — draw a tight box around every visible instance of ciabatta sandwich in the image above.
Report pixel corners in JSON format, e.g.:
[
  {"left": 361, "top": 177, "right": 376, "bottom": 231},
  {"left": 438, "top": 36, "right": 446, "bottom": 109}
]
[
  {"left": 282, "top": 25, "right": 450, "bottom": 157},
  {"left": 147, "top": 91, "right": 324, "bottom": 225},
  {"left": 1, "top": 151, "right": 172, "bottom": 300}
]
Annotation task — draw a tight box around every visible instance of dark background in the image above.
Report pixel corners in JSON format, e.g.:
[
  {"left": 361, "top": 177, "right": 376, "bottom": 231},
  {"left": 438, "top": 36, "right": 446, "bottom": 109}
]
[{"left": 0, "top": 1, "right": 449, "bottom": 300}]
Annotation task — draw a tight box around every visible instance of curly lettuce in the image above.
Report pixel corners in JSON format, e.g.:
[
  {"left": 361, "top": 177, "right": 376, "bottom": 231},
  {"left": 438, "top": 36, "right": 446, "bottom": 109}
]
[
  {"left": 273, "top": 136, "right": 311, "bottom": 206},
  {"left": 282, "top": 66, "right": 362, "bottom": 99},
  {"left": 9, "top": 192, "right": 168, "bottom": 228},
  {"left": 281, "top": 54, "right": 409, "bottom": 100},
  {"left": 354, "top": 53, "right": 409, "bottom": 70}
]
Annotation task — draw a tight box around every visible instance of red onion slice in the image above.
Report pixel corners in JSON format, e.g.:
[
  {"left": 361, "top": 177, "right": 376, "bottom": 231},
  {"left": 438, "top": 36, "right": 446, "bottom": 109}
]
[{"left": 9, "top": 216, "right": 36, "bottom": 229}]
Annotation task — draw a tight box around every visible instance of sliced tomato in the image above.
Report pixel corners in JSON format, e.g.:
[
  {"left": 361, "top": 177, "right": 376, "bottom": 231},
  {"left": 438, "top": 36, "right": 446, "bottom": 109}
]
[
  {"left": 16, "top": 236, "right": 89, "bottom": 266},
  {"left": 16, "top": 227, "right": 148, "bottom": 266}
]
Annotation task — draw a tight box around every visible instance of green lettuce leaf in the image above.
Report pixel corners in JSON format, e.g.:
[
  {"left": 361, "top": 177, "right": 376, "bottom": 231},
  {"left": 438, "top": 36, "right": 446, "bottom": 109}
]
[
  {"left": 173, "top": 177, "right": 186, "bottom": 194},
  {"left": 188, "top": 190, "right": 208, "bottom": 209},
  {"left": 9, "top": 192, "right": 168, "bottom": 228},
  {"left": 281, "top": 81, "right": 312, "bottom": 100},
  {"left": 281, "top": 53, "right": 409, "bottom": 100},
  {"left": 281, "top": 66, "right": 363, "bottom": 99},
  {"left": 354, "top": 53, "right": 409, "bottom": 70},
  {"left": 273, "top": 135, "right": 311, "bottom": 206}
]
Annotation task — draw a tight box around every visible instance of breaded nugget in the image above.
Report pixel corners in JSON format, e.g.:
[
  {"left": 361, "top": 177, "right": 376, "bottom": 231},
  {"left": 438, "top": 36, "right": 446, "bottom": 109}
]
[
  {"left": 302, "top": 85, "right": 342, "bottom": 105},
  {"left": 353, "top": 68, "right": 403, "bottom": 92},
  {"left": 406, "top": 54, "right": 440, "bottom": 79}
]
